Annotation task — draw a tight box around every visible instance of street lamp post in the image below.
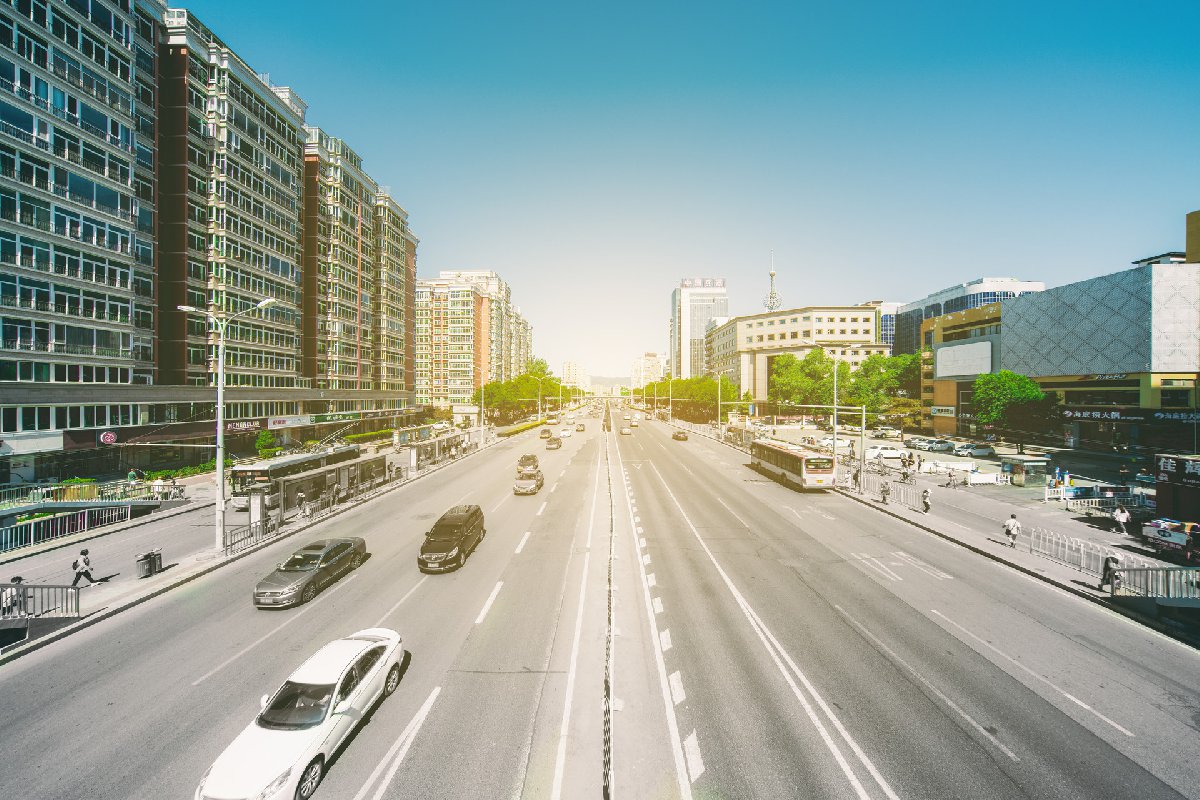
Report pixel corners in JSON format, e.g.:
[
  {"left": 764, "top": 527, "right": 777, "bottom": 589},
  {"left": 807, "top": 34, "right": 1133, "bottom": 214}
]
[{"left": 178, "top": 297, "right": 277, "bottom": 553}]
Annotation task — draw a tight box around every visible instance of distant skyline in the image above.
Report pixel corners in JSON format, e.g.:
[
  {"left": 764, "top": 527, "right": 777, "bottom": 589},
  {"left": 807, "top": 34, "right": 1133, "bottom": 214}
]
[{"left": 191, "top": 1, "right": 1200, "bottom": 375}]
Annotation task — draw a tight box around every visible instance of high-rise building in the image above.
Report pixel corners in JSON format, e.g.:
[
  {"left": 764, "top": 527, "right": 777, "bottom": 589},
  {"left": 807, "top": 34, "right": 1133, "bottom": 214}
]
[
  {"left": 669, "top": 277, "right": 728, "bottom": 378},
  {"left": 630, "top": 352, "right": 664, "bottom": 389},
  {"left": 374, "top": 191, "right": 417, "bottom": 393},
  {"left": 860, "top": 300, "right": 901, "bottom": 350},
  {"left": 437, "top": 270, "right": 514, "bottom": 384},
  {"left": 561, "top": 360, "right": 583, "bottom": 387},
  {"left": 509, "top": 309, "right": 532, "bottom": 376},
  {"left": 302, "top": 127, "right": 377, "bottom": 390},
  {"left": 892, "top": 277, "right": 1044, "bottom": 356},
  {"left": 415, "top": 277, "right": 484, "bottom": 407}
]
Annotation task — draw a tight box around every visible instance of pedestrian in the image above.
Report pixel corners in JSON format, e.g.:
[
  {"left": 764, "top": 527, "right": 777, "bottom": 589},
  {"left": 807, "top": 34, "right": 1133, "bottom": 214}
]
[
  {"left": 1099, "top": 554, "right": 1121, "bottom": 591},
  {"left": 852, "top": 466, "right": 861, "bottom": 491},
  {"left": 71, "top": 549, "right": 98, "bottom": 586},
  {"left": 1002, "top": 514, "right": 1021, "bottom": 548},
  {"left": 916, "top": 454, "right": 923, "bottom": 473},
  {"left": 152, "top": 476, "right": 165, "bottom": 499},
  {"left": 879, "top": 480, "right": 891, "bottom": 505},
  {"left": 1054, "top": 465, "right": 1062, "bottom": 484},
  {"left": 170, "top": 477, "right": 180, "bottom": 498},
  {"left": 1, "top": 576, "right": 23, "bottom": 617},
  {"left": 1112, "top": 504, "right": 1131, "bottom": 535},
  {"left": 944, "top": 469, "right": 957, "bottom": 489},
  {"left": 296, "top": 490, "right": 308, "bottom": 518},
  {"left": 1118, "top": 464, "right": 1130, "bottom": 485},
  {"left": 921, "top": 488, "right": 931, "bottom": 514},
  {"left": 1062, "top": 467, "right": 1071, "bottom": 487}
]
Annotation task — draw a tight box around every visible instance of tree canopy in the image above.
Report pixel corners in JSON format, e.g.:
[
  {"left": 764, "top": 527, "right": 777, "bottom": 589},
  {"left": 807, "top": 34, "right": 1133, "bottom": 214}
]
[{"left": 971, "top": 370, "right": 1045, "bottom": 426}]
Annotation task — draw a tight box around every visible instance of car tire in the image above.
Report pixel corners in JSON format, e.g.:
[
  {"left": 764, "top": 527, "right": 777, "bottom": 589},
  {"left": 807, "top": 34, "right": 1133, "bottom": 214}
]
[
  {"left": 301, "top": 584, "right": 316, "bottom": 604},
  {"left": 384, "top": 663, "right": 401, "bottom": 697},
  {"left": 296, "top": 757, "right": 323, "bottom": 799}
]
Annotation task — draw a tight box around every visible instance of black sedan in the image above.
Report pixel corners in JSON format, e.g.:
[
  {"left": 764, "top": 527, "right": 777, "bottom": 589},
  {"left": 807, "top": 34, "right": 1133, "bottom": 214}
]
[{"left": 253, "top": 538, "right": 366, "bottom": 608}]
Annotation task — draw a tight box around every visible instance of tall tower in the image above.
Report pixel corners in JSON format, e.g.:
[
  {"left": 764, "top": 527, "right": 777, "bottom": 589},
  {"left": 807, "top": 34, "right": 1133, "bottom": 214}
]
[{"left": 763, "top": 254, "right": 782, "bottom": 312}]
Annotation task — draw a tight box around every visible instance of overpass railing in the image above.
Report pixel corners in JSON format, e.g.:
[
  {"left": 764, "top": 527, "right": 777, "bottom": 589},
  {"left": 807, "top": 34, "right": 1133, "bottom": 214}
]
[
  {"left": 0, "top": 506, "right": 130, "bottom": 555},
  {"left": 0, "top": 480, "right": 179, "bottom": 511},
  {"left": 1113, "top": 567, "right": 1200, "bottom": 599},
  {"left": 0, "top": 582, "right": 81, "bottom": 619}
]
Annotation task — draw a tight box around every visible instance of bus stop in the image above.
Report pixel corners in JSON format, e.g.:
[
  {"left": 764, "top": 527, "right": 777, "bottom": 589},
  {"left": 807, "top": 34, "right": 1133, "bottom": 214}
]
[{"left": 1001, "top": 454, "right": 1052, "bottom": 487}]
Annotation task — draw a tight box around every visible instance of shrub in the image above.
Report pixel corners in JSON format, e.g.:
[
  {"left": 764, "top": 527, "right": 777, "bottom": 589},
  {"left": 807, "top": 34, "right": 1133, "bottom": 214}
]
[
  {"left": 60, "top": 477, "right": 96, "bottom": 484},
  {"left": 345, "top": 428, "right": 394, "bottom": 444},
  {"left": 257, "top": 447, "right": 284, "bottom": 458}
]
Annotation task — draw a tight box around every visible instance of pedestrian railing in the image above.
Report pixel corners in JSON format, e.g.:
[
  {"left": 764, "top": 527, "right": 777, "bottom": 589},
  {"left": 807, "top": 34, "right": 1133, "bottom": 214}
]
[
  {"left": 1044, "top": 485, "right": 1066, "bottom": 502},
  {"left": 1065, "top": 497, "right": 1126, "bottom": 514},
  {"left": 0, "top": 479, "right": 179, "bottom": 511},
  {"left": 1027, "top": 526, "right": 1158, "bottom": 578},
  {"left": 966, "top": 472, "right": 1010, "bottom": 486},
  {"left": 0, "top": 506, "right": 130, "bottom": 555},
  {"left": 0, "top": 583, "right": 81, "bottom": 620},
  {"left": 1113, "top": 566, "right": 1200, "bottom": 599},
  {"left": 225, "top": 518, "right": 279, "bottom": 556}
]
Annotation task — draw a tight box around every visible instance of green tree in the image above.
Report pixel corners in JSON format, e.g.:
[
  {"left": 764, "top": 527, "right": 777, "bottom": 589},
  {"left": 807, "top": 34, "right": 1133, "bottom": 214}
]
[
  {"left": 255, "top": 429, "right": 278, "bottom": 455},
  {"left": 972, "top": 371, "right": 1045, "bottom": 426}
]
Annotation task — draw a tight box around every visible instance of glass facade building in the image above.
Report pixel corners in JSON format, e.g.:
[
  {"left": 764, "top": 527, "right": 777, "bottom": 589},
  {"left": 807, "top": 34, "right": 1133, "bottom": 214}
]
[{"left": 892, "top": 278, "right": 1044, "bottom": 355}]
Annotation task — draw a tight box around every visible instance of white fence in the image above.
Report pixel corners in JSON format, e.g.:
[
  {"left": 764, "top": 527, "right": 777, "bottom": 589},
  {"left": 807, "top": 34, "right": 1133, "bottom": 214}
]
[
  {"left": 1028, "top": 526, "right": 1158, "bottom": 578},
  {"left": 1115, "top": 566, "right": 1200, "bottom": 599}
]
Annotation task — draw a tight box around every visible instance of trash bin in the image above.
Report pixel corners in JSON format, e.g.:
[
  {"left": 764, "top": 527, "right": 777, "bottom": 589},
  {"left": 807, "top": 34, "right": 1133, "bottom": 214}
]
[
  {"left": 149, "top": 548, "right": 162, "bottom": 574},
  {"left": 135, "top": 552, "right": 152, "bottom": 579}
]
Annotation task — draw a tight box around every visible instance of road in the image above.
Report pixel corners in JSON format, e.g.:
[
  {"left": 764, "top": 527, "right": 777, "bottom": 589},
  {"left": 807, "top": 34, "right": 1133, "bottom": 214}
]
[{"left": 0, "top": 406, "right": 1197, "bottom": 799}]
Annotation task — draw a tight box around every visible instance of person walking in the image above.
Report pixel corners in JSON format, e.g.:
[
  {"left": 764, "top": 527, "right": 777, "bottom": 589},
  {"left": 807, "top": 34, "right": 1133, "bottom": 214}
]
[
  {"left": 1112, "top": 504, "right": 1131, "bottom": 535},
  {"left": 1002, "top": 514, "right": 1022, "bottom": 548},
  {"left": 879, "top": 480, "right": 891, "bottom": 505},
  {"left": 71, "top": 549, "right": 99, "bottom": 586},
  {"left": 1054, "top": 465, "right": 1062, "bottom": 485},
  {"left": 852, "top": 466, "right": 861, "bottom": 491},
  {"left": 296, "top": 490, "right": 308, "bottom": 519},
  {"left": 1118, "top": 464, "right": 1130, "bottom": 486},
  {"left": 152, "top": 476, "right": 165, "bottom": 500},
  {"left": 944, "top": 469, "right": 958, "bottom": 489},
  {"left": 921, "top": 488, "right": 931, "bottom": 514},
  {"left": 1099, "top": 554, "right": 1121, "bottom": 591},
  {"left": 2, "top": 576, "right": 24, "bottom": 617}
]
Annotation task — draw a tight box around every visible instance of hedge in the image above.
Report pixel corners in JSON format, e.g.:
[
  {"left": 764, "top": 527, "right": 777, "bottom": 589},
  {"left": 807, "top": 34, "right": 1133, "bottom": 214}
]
[
  {"left": 144, "top": 456, "right": 234, "bottom": 481},
  {"left": 498, "top": 420, "right": 544, "bottom": 438},
  {"left": 345, "top": 428, "right": 394, "bottom": 444}
]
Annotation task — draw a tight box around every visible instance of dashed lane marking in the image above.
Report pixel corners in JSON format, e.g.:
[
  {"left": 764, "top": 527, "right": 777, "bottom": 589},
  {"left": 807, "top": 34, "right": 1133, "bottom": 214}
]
[
  {"left": 660, "top": 628, "right": 672, "bottom": 651},
  {"left": 537, "top": 501, "right": 547, "bottom": 516},
  {"left": 515, "top": 531, "right": 532, "bottom": 554},
  {"left": 475, "top": 581, "right": 504, "bottom": 624},
  {"left": 653, "top": 596, "right": 664, "bottom": 614},
  {"left": 683, "top": 730, "right": 706, "bottom": 782},
  {"left": 669, "top": 670, "right": 686, "bottom": 705}
]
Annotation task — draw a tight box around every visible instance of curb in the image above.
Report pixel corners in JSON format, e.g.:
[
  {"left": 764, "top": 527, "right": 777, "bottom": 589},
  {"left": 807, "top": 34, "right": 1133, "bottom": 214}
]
[
  {"left": 832, "top": 486, "right": 1200, "bottom": 650},
  {"left": 0, "top": 434, "right": 511, "bottom": 666}
]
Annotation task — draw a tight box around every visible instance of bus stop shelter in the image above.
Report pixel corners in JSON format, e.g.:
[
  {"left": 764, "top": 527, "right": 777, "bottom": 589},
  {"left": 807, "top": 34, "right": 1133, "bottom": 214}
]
[{"left": 1001, "top": 454, "right": 1052, "bottom": 487}]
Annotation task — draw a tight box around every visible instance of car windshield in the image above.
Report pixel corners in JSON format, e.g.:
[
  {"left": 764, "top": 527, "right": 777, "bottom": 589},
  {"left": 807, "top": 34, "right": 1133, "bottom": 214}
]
[
  {"left": 427, "top": 524, "right": 462, "bottom": 542},
  {"left": 257, "top": 681, "right": 334, "bottom": 729},
  {"left": 519, "top": 456, "right": 536, "bottom": 466},
  {"left": 279, "top": 551, "right": 322, "bottom": 571}
]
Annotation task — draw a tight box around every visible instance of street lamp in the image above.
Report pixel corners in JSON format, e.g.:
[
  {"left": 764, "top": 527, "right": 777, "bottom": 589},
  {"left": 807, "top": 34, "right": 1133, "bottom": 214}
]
[
  {"left": 178, "top": 296, "right": 277, "bottom": 553},
  {"left": 530, "top": 375, "right": 548, "bottom": 422}
]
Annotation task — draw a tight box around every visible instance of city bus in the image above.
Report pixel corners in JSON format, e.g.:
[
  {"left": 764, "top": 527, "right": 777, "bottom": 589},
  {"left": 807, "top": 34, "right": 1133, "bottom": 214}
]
[
  {"left": 229, "top": 445, "right": 361, "bottom": 510},
  {"left": 750, "top": 441, "right": 837, "bottom": 490}
]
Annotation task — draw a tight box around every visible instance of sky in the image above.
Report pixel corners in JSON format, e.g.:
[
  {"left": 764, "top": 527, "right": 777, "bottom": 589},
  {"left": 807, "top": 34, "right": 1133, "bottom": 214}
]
[{"left": 190, "top": 0, "right": 1200, "bottom": 376}]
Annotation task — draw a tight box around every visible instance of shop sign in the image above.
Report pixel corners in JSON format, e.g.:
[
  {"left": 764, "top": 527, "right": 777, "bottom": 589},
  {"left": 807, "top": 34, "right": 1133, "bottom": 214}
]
[
  {"left": 1155, "top": 454, "right": 1200, "bottom": 488},
  {"left": 1153, "top": 411, "right": 1200, "bottom": 423},
  {"left": 225, "top": 419, "right": 262, "bottom": 433},
  {"left": 312, "top": 412, "right": 361, "bottom": 424},
  {"left": 1082, "top": 374, "right": 1129, "bottom": 381},
  {"left": 267, "top": 415, "right": 313, "bottom": 430},
  {"left": 930, "top": 406, "right": 956, "bottom": 417},
  {"left": 1062, "top": 407, "right": 1146, "bottom": 422}
]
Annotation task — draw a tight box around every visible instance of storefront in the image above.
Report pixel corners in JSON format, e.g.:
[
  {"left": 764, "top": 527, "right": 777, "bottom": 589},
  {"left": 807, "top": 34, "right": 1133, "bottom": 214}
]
[{"left": 1154, "top": 453, "right": 1200, "bottom": 522}]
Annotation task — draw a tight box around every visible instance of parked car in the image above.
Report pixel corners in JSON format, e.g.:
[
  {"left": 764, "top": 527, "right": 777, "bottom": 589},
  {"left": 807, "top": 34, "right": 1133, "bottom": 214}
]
[
  {"left": 514, "top": 470, "right": 545, "bottom": 495},
  {"left": 539, "top": 428, "right": 552, "bottom": 439},
  {"left": 865, "top": 445, "right": 903, "bottom": 462},
  {"left": 253, "top": 538, "right": 366, "bottom": 608},
  {"left": 907, "top": 438, "right": 934, "bottom": 450},
  {"left": 516, "top": 453, "right": 539, "bottom": 476},
  {"left": 672, "top": 430, "right": 689, "bottom": 441},
  {"left": 195, "top": 628, "right": 404, "bottom": 800},
  {"left": 967, "top": 444, "right": 996, "bottom": 457},
  {"left": 417, "top": 505, "right": 485, "bottom": 572},
  {"left": 953, "top": 443, "right": 976, "bottom": 456},
  {"left": 546, "top": 437, "right": 563, "bottom": 450},
  {"left": 926, "top": 440, "right": 955, "bottom": 452},
  {"left": 875, "top": 426, "right": 901, "bottom": 439}
]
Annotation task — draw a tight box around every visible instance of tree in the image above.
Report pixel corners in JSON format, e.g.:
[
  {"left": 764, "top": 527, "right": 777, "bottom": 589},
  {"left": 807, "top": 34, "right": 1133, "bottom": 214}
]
[
  {"left": 972, "top": 371, "right": 1045, "bottom": 426},
  {"left": 525, "top": 358, "right": 551, "bottom": 377},
  {"left": 255, "top": 429, "right": 277, "bottom": 456}
]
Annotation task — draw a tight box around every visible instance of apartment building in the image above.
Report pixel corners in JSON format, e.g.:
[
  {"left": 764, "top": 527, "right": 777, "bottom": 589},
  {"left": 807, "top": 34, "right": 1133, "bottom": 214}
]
[
  {"left": 630, "top": 352, "right": 663, "bottom": 389},
  {"left": 302, "top": 126, "right": 376, "bottom": 390},
  {"left": 415, "top": 277, "right": 483, "bottom": 407},
  {"left": 374, "top": 190, "right": 416, "bottom": 393},
  {"left": 669, "top": 277, "right": 727, "bottom": 378},
  {"left": 704, "top": 305, "right": 892, "bottom": 402},
  {"left": 509, "top": 308, "right": 531, "bottom": 377},
  {"left": 436, "top": 269, "right": 521, "bottom": 384}
]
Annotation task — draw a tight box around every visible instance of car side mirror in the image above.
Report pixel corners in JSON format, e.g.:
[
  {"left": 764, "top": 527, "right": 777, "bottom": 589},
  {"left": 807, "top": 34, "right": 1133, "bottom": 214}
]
[
  {"left": 260, "top": 694, "right": 270, "bottom": 709},
  {"left": 333, "top": 698, "right": 351, "bottom": 715}
]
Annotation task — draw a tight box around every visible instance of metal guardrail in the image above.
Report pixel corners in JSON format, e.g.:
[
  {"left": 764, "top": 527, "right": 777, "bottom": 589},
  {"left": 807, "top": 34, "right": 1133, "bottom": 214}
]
[
  {"left": 0, "top": 506, "right": 130, "bottom": 555},
  {"left": 0, "top": 583, "right": 81, "bottom": 620},
  {"left": 1114, "top": 567, "right": 1200, "bottom": 599},
  {"left": 0, "top": 481, "right": 179, "bottom": 511},
  {"left": 1028, "top": 527, "right": 1158, "bottom": 577}
]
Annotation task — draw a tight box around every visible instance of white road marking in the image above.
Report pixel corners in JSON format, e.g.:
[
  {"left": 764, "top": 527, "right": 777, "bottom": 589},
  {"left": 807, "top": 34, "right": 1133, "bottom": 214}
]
[
  {"left": 815, "top": 509, "right": 836, "bottom": 520},
  {"left": 515, "top": 531, "right": 532, "bottom": 554},
  {"left": 669, "top": 670, "right": 686, "bottom": 705},
  {"left": 835, "top": 605, "right": 1018, "bottom": 762},
  {"left": 683, "top": 730, "right": 706, "bottom": 782},
  {"left": 931, "top": 610, "right": 1134, "bottom": 737},
  {"left": 639, "top": 537, "right": 647, "bottom": 548},
  {"left": 551, "top": 482, "right": 558, "bottom": 493},
  {"left": 614, "top": 439, "right": 693, "bottom": 799},
  {"left": 475, "top": 581, "right": 504, "bottom": 624},
  {"left": 647, "top": 573, "right": 656, "bottom": 587},
  {"left": 559, "top": 469, "right": 566, "bottom": 478},
  {"left": 659, "top": 628, "right": 672, "bottom": 651},
  {"left": 374, "top": 576, "right": 429, "bottom": 627},
  {"left": 634, "top": 515, "right": 641, "bottom": 523},
  {"left": 490, "top": 494, "right": 510, "bottom": 513},
  {"left": 716, "top": 496, "right": 749, "bottom": 528},
  {"left": 681, "top": 465, "right": 694, "bottom": 475},
  {"left": 537, "top": 501, "right": 547, "bottom": 516},
  {"left": 650, "top": 462, "right": 899, "bottom": 800},
  {"left": 893, "top": 551, "right": 953, "bottom": 580},
  {"left": 192, "top": 575, "right": 358, "bottom": 686},
  {"left": 353, "top": 686, "right": 441, "bottom": 800},
  {"left": 853, "top": 552, "right": 903, "bottom": 582},
  {"left": 636, "top": 526, "right": 644, "bottom": 534},
  {"left": 642, "top": 553, "right": 652, "bottom": 565},
  {"left": 653, "top": 596, "right": 664, "bottom": 614}
]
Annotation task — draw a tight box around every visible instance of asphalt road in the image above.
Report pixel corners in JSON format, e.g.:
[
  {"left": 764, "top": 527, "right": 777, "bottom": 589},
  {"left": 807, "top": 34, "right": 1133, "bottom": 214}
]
[{"left": 0, "top": 406, "right": 1197, "bottom": 799}]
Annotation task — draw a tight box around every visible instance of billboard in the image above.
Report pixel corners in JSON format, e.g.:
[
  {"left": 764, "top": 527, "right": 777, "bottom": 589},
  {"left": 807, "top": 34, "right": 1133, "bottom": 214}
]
[{"left": 935, "top": 341, "right": 992, "bottom": 378}]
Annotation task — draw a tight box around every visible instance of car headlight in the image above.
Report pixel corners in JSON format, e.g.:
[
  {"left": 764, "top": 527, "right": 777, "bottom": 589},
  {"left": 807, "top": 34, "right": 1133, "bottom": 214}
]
[
  {"left": 279, "top": 584, "right": 300, "bottom": 595},
  {"left": 446, "top": 547, "right": 459, "bottom": 558},
  {"left": 254, "top": 768, "right": 291, "bottom": 800}
]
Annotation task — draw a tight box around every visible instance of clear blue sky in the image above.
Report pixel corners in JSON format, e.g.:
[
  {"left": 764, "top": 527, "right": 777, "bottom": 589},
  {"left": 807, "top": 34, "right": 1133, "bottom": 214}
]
[{"left": 190, "top": 0, "right": 1200, "bottom": 376}]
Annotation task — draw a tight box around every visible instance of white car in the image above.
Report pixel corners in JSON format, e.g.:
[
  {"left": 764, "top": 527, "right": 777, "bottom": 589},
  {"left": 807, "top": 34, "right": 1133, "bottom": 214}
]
[
  {"left": 559, "top": 428, "right": 573, "bottom": 438},
  {"left": 865, "top": 445, "right": 903, "bottom": 462},
  {"left": 620, "top": 427, "right": 632, "bottom": 435},
  {"left": 196, "top": 628, "right": 405, "bottom": 800}
]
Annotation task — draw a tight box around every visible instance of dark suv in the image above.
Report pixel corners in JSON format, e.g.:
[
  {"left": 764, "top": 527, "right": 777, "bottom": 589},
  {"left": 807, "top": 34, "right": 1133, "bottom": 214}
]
[
  {"left": 517, "top": 453, "right": 539, "bottom": 476},
  {"left": 418, "top": 505, "right": 486, "bottom": 573}
]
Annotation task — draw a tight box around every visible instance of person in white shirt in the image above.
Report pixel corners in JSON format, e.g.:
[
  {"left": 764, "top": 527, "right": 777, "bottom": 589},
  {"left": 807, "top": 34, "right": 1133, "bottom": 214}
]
[
  {"left": 1112, "top": 505, "right": 1131, "bottom": 535},
  {"left": 1002, "top": 514, "right": 1022, "bottom": 548}
]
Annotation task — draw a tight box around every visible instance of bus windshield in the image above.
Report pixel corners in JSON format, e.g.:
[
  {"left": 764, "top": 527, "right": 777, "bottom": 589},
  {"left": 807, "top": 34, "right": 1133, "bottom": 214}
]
[{"left": 804, "top": 457, "right": 834, "bottom": 471}]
